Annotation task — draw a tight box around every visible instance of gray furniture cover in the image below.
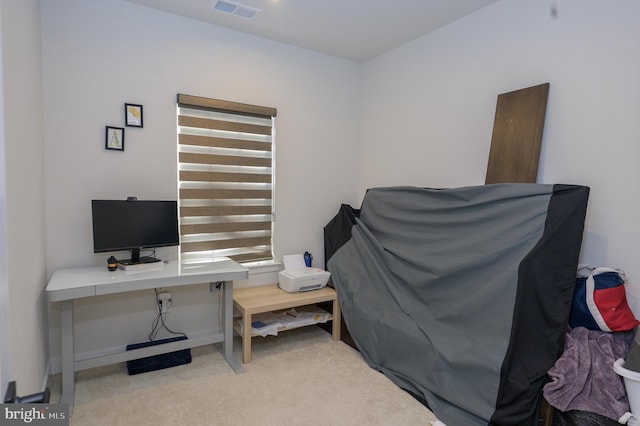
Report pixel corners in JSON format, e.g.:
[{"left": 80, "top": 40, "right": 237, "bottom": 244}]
[{"left": 326, "top": 184, "right": 589, "bottom": 426}]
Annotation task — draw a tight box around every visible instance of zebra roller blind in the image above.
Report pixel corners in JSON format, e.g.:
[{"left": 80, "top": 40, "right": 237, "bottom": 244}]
[{"left": 177, "top": 94, "right": 277, "bottom": 263}]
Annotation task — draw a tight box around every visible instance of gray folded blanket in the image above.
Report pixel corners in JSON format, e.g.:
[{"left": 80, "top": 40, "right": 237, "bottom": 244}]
[{"left": 543, "top": 327, "right": 634, "bottom": 420}]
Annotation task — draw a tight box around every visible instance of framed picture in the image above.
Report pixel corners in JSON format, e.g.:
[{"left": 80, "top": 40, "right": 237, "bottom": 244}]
[
  {"left": 105, "top": 126, "right": 125, "bottom": 151},
  {"left": 125, "top": 103, "right": 143, "bottom": 127}
]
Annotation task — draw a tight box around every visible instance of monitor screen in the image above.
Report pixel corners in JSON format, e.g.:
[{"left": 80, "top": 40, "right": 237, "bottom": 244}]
[{"left": 91, "top": 199, "right": 179, "bottom": 262}]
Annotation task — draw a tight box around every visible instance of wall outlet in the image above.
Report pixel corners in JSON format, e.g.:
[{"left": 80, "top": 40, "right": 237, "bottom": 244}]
[{"left": 158, "top": 292, "right": 172, "bottom": 313}]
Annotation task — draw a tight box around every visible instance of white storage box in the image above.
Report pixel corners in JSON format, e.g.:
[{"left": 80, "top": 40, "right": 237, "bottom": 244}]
[{"left": 614, "top": 358, "right": 640, "bottom": 418}]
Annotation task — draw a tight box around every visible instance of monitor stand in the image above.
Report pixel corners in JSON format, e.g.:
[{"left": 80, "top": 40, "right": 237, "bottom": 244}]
[{"left": 119, "top": 248, "right": 161, "bottom": 266}]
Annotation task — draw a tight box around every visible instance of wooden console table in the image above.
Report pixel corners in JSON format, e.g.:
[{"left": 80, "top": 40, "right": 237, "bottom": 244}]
[{"left": 233, "top": 284, "right": 340, "bottom": 363}]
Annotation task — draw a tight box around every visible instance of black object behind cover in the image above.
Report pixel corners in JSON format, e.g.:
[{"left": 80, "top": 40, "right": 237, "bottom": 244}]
[{"left": 323, "top": 203, "right": 360, "bottom": 270}]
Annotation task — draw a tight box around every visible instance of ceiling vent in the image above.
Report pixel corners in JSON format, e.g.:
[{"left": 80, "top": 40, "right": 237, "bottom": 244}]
[{"left": 211, "top": 0, "right": 261, "bottom": 19}]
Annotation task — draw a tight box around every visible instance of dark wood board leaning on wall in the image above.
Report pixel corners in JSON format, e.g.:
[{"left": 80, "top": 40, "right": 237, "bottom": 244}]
[{"left": 485, "top": 82, "right": 550, "bottom": 184}]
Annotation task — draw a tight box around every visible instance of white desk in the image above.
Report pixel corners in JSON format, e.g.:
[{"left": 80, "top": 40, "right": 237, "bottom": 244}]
[{"left": 46, "top": 258, "right": 248, "bottom": 408}]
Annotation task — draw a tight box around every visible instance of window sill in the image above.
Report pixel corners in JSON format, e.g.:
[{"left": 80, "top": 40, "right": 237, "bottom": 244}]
[
  {"left": 242, "top": 260, "right": 282, "bottom": 275},
  {"left": 235, "top": 260, "right": 282, "bottom": 289}
]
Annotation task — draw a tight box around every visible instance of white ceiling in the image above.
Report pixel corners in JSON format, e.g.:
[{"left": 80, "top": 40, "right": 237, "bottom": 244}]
[{"left": 124, "top": 0, "right": 500, "bottom": 62}]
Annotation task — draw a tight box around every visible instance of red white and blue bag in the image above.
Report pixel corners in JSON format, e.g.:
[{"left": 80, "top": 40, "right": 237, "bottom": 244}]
[{"left": 569, "top": 265, "right": 639, "bottom": 332}]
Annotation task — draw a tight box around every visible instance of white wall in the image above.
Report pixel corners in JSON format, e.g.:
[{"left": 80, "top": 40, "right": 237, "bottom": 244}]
[
  {"left": 38, "top": 0, "right": 640, "bottom": 379},
  {"left": 41, "top": 0, "right": 361, "bottom": 369},
  {"left": 360, "top": 0, "right": 640, "bottom": 309},
  {"left": 0, "top": 0, "right": 47, "bottom": 395}
]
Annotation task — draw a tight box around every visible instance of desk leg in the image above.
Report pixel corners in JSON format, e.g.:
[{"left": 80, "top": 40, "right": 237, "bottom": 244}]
[
  {"left": 60, "top": 300, "right": 75, "bottom": 410},
  {"left": 242, "top": 311, "right": 252, "bottom": 364},
  {"left": 214, "top": 280, "right": 245, "bottom": 374},
  {"left": 332, "top": 297, "right": 341, "bottom": 341}
]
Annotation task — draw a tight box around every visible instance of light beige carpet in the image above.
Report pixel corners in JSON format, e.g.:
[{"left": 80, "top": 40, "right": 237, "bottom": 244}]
[{"left": 51, "top": 327, "right": 438, "bottom": 425}]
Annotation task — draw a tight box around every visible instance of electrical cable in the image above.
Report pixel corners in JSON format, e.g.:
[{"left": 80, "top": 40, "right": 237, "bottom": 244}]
[
  {"left": 217, "top": 283, "right": 222, "bottom": 333},
  {"left": 148, "top": 288, "right": 187, "bottom": 342},
  {"left": 139, "top": 248, "right": 157, "bottom": 262}
]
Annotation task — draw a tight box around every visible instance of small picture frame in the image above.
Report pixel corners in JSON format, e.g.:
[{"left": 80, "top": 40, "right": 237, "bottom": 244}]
[
  {"left": 125, "top": 103, "right": 143, "bottom": 128},
  {"left": 105, "top": 126, "right": 125, "bottom": 151}
]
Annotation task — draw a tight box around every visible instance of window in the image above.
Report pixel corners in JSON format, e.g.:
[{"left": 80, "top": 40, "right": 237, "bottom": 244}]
[{"left": 177, "top": 94, "right": 277, "bottom": 264}]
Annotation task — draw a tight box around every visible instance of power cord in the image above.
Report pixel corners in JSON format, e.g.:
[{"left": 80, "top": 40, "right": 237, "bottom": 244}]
[
  {"left": 149, "top": 288, "right": 187, "bottom": 342},
  {"left": 216, "top": 282, "right": 223, "bottom": 333},
  {"left": 140, "top": 248, "right": 157, "bottom": 262}
]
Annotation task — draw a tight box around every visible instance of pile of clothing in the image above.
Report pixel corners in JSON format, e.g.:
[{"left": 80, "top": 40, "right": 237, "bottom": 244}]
[
  {"left": 544, "top": 326, "right": 633, "bottom": 422},
  {"left": 544, "top": 266, "right": 640, "bottom": 424}
]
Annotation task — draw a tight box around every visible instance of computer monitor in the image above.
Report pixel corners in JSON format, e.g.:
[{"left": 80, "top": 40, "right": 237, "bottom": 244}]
[{"left": 91, "top": 199, "right": 179, "bottom": 264}]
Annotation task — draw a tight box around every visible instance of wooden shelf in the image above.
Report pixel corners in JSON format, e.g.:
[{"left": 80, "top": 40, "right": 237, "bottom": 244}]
[
  {"left": 233, "top": 305, "right": 333, "bottom": 337},
  {"left": 233, "top": 284, "right": 340, "bottom": 363}
]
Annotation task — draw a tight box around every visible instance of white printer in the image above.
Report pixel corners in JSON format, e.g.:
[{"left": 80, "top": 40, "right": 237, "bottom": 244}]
[
  {"left": 279, "top": 267, "right": 331, "bottom": 292},
  {"left": 278, "top": 254, "right": 331, "bottom": 293}
]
